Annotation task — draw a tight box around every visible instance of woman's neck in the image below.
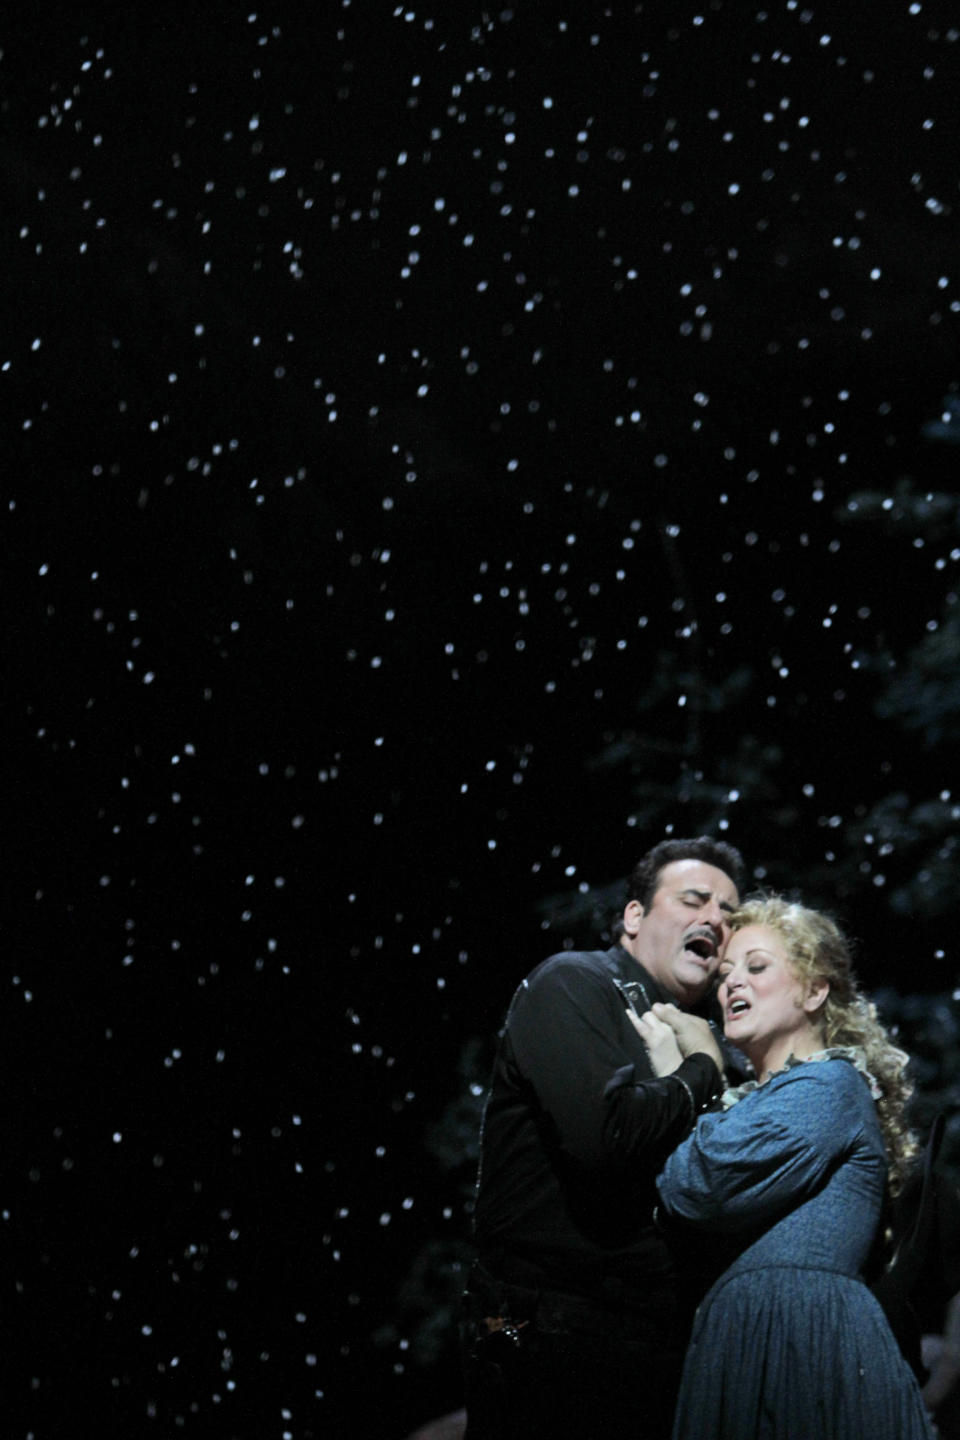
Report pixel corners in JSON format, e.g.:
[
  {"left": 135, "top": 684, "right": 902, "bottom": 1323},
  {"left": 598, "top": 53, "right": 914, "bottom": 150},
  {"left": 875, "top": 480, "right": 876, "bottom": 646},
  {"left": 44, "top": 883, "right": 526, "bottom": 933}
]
[{"left": 750, "top": 1027, "right": 826, "bottom": 1084}]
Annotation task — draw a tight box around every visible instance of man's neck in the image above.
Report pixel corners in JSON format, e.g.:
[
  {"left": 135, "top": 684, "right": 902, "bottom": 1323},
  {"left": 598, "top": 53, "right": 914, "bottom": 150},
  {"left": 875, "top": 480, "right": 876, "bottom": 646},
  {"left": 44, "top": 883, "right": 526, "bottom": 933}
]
[{"left": 617, "top": 943, "right": 709, "bottom": 1012}]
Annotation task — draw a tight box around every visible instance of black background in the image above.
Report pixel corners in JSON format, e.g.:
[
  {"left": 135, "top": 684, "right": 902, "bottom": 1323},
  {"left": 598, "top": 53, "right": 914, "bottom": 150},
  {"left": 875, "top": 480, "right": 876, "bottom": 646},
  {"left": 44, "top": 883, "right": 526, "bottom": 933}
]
[{"left": 4, "top": 4, "right": 960, "bottom": 1436}]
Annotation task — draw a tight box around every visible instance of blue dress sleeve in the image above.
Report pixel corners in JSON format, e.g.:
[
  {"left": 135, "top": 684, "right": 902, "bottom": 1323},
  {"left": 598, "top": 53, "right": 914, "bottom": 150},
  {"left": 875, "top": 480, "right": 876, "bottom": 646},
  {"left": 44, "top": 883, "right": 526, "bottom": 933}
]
[{"left": 656, "top": 1060, "right": 873, "bottom": 1232}]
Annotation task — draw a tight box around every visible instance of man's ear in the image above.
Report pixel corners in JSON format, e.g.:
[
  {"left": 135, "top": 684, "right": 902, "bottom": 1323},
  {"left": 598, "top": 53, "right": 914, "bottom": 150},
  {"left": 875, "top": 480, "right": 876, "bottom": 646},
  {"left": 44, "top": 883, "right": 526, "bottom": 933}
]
[
  {"left": 803, "top": 980, "right": 830, "bottom": 1016},
  {"left": 621, "top": 900, "right": 644, "bottom": 937}
]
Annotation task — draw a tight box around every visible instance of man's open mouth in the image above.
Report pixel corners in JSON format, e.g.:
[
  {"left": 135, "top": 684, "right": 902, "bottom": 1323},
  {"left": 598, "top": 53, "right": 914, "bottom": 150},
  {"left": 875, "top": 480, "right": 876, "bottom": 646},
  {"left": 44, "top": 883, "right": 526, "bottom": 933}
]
[{"left": 684, "top": 934, "right": 717, "bottom": 960}]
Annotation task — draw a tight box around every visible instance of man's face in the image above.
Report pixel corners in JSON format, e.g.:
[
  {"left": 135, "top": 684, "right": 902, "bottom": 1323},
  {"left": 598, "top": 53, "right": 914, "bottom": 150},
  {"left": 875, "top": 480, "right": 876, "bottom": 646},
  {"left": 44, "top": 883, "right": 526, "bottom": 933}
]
[{"left": 620, "top": 858, "right": 739, "bottom": 1003}]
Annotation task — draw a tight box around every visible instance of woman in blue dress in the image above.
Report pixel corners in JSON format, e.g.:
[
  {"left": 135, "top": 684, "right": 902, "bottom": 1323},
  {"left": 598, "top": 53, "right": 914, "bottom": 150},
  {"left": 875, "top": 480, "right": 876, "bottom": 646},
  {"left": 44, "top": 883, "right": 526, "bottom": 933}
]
[{"left": 637, "top": 895, "right": 935, "bottom": 1440}]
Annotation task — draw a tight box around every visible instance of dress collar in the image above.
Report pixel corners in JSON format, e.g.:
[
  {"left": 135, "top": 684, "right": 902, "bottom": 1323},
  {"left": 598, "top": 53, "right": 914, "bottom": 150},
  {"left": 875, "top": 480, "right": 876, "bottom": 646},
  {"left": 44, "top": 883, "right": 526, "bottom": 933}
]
[{"left": 719, "top": 1046, "right": 883, "bottom": 1109}]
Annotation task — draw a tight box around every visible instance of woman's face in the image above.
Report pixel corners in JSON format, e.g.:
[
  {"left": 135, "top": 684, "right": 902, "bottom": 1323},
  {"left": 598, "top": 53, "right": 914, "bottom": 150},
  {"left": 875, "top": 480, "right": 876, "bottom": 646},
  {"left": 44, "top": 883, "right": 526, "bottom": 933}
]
[{"left": 717, "top": 924, "right": 824, "bottom": 1068}]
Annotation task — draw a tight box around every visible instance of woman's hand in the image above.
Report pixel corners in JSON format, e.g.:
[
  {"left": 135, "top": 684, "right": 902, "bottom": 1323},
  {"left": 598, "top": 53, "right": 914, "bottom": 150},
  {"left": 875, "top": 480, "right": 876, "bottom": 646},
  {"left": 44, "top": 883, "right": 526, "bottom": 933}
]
[
  {"left": 648, "top": 1002, "right": 725, "bottom": 1074},
  {"left": 628, "top": 1007, "right": 684, "bottom": 1076}
]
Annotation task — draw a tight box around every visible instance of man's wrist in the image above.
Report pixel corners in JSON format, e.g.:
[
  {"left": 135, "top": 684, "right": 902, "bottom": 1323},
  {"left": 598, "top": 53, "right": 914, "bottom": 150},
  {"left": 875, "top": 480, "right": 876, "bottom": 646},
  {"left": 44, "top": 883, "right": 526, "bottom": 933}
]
[{"left": 677, "top": 1051, "right": 725, "bottom": 1113}]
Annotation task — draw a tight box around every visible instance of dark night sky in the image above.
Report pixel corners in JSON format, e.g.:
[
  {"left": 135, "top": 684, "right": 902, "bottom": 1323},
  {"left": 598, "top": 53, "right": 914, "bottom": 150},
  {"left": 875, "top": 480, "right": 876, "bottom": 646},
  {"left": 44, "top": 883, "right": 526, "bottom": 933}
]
[{"left": 4, "top": 4, "right": 960, "bottom": 1436}]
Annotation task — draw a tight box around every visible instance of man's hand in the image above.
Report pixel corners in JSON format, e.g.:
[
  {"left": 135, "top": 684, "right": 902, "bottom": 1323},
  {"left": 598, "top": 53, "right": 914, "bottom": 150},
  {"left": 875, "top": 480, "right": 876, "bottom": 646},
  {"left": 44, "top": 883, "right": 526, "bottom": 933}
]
[
  {"left": 627, "top": 1008, "right": 684, "bottom": 1077},
  {"left": 648, "top": 1002, "right": 725, "bottom": 1075}
]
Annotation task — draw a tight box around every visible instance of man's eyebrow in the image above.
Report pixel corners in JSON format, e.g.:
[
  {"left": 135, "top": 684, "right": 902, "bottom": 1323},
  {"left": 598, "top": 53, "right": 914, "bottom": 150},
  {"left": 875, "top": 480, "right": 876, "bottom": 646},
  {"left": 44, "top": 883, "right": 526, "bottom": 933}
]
[{"left": 680, "top": 887, "right": 736, "bottom": 913}]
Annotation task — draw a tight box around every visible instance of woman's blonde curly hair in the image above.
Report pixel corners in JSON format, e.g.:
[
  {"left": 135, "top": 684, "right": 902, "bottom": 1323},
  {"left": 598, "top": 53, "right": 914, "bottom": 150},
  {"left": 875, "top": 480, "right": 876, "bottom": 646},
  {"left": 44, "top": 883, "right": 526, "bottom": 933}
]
[{"left": 731, "top": 895, "right": 919, "bottom": 1194}]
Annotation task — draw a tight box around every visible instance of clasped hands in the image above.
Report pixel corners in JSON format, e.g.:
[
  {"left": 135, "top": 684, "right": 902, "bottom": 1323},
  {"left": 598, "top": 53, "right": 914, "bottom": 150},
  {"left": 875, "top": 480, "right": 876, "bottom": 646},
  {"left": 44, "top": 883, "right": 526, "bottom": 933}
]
[{"left": 627, "top": 1002, "right": 724, "bottom": 1078}]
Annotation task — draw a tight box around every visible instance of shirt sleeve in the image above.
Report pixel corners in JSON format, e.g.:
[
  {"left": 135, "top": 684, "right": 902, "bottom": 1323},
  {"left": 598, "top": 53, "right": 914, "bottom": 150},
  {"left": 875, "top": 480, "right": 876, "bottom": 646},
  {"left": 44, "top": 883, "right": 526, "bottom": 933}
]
[
  {"left": 656, "top": 1060, "right": 870, "bottom": 1232},
  {"left": 505, "top": 954, "right": 723, "bottom": 1173}
]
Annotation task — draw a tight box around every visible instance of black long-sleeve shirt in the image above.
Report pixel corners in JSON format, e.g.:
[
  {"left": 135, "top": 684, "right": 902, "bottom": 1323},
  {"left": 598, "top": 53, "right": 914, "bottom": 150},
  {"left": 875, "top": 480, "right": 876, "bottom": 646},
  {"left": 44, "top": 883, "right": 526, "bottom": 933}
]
[{"left": 473, "top": 944, "right": 723, "bottom": 1302}]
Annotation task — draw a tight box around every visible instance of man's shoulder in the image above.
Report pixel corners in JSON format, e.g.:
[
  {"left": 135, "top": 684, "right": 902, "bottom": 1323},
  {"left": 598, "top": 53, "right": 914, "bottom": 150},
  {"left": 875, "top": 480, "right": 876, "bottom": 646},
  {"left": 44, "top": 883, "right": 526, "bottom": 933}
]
[
  {"left": 502, "top": 948, "right": 627, "bottom": 1029},
  {"left": 523, "top": 946, "right": 624, "bottom": 993}
]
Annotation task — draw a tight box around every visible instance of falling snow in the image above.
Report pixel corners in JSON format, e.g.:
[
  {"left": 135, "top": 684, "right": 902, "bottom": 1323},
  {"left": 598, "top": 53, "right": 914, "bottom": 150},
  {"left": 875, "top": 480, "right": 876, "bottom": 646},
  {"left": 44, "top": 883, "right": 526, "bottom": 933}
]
[{"left": 5, "top": 4, "right": 960, "bottom": 1436}]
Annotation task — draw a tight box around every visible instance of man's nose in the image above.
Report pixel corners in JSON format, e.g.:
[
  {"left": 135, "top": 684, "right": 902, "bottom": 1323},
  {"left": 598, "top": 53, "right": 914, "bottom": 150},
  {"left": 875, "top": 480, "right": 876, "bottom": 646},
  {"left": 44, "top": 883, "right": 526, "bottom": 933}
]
[{"left": 700, "top": 898, "right": 724, "bottom": 931}]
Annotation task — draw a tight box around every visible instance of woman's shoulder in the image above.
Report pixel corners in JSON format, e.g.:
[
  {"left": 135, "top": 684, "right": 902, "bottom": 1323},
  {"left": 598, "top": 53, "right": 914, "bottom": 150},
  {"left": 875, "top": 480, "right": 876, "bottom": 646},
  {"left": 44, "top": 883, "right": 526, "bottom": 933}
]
[
  {"left": 718, "top": 1055, "right": 870, "bottom": 1125},
  {"left": 755, "top": 1055, "right": 883, "bottom": 1155},
  {"left": 762, "top": 1051, "right": 879, "bottom": 1105},
  {"left": 791, "top": 1050, "right": 875, "bottom": 1083}
]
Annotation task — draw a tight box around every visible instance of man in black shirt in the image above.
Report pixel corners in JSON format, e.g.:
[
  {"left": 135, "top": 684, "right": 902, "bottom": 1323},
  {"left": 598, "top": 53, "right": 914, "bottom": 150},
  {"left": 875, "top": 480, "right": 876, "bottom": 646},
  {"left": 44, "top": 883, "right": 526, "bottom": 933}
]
[{"left": 461, "top": 836, "right": 744, "bottom": 1440}]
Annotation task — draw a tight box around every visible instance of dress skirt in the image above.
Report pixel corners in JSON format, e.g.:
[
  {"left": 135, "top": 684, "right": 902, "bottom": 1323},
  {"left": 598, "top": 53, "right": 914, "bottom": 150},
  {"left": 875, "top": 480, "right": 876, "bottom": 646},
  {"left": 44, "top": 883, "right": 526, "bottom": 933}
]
[{"left": 673, "top": 1263, "right": 935, "bottom": 1440}]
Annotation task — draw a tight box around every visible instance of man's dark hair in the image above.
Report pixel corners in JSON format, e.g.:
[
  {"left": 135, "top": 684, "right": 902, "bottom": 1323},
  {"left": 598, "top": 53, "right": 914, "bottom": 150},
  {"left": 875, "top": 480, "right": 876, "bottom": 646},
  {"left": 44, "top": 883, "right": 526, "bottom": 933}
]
[{"left": 625, "top": 836, "right": 745, "bottom": 911}]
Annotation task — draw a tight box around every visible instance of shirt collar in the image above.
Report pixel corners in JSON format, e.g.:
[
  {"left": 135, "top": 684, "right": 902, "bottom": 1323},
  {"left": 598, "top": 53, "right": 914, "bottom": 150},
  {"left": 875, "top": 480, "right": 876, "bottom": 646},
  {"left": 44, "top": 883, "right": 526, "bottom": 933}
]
[{"left": 604, "top": 945, "right": 673, "bottom": 1008}]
